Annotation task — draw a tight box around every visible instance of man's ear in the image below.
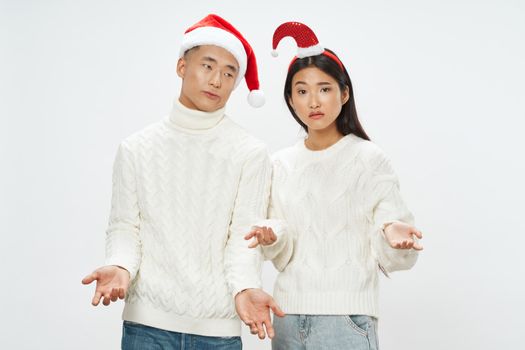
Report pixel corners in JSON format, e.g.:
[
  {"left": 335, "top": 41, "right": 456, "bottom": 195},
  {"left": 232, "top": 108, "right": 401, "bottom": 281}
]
[{"left": 176, "top": 57, "right": 186, "bottom": 79}]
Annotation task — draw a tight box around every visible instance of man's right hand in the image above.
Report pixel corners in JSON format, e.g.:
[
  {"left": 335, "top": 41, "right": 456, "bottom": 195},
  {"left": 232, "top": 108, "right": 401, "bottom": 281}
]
[{"left": 82, "top": 265, "right": 130, "bottom": 306}]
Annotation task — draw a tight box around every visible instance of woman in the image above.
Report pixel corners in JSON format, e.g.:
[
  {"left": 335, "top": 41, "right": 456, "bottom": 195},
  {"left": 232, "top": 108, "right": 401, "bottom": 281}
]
[{"left": 245, "top": 22, "right": 424, "bottom": 349}]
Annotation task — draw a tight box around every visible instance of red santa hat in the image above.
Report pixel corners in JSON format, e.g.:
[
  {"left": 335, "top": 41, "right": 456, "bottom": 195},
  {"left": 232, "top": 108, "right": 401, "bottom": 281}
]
[
  {"left": 271, "top": 21, "right": 344, "bottom": 70},
  {"left": 179, "top": 14, "right": 265, "bottom": 107}
]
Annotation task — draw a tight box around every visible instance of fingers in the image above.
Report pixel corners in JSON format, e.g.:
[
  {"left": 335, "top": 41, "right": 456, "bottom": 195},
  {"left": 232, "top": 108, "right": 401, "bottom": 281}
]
[
  {"left": 392, "top": 240, "right": 410, "bottom": 249},
  {"left": 102, "top": 291, "right": 111, "bottom": 306},
  {"left": 242, "top": 314, "right": 269, "bottom": 339},
  {"left": 244, "top": 319, "right": 259, "bottom": 336},
  {"left": 244, "top": 230, "right": 257, "bottom": 241},
  {"left": 269, "top": 228, "right": 277, "bottom": 243},
  {"left": 106, "top": 287, "right": 127, "bottom": 304},
  {"left": 256, "top": 321, "right": 266, "bottom": 339},
  {"left": 248, "top": 240, "right": 260, "bottom": 249},
  {"left": 259, "top": 308, "right": 272, "bottom": 339},
  {"left": 246, "top": 227, "right": 263, "bottom": 248},
  {"left": 81, "top": 272, "right": 98, "bottom": 285},
  {"left": 413, "top": 230, "right": 423, "bottom": 239},
  {"left": 256, "top": 229, "right": 265, "bottom": 245},
  {"left": 392, "top": 238, "right": 424, "bottom": 250},
  {"left": 409, "top": 229, "right": 423, "bottom": 250},
  {"left": 265, "top": 227, "right": 277, "bottom": 245},
  {"left": 413, "top": 242, "right": 424, "bottom": 251},
  {"left": 270, "top": 301, "right": 286, "bottom": 317},
  {"left": 401, "top": 240, "right": 412, "bottom": 249},
  {"left": 264, "top": 320, "right": 275, "bottom": 339},
  {"left": 110, "top": 288, "right": 119, "bottom": 302},
  {"left": 87, "top": 272, "right": 127, "bottom": 306},
  {"left": 92, "top": 291, "right": 102, "bottom": 306},
  {"left": 247, "top": 226, "right": 277, "bottom": 248},
  {"left": 256, "top": 227, "right": 277, "bottom": 246},
  {"left": 245, "top": 226, "right": 263, "bottom": 239}
]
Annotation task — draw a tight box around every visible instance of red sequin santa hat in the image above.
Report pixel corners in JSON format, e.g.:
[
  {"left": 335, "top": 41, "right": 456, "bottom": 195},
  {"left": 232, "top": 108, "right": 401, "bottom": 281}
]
[
  {"left": 271, "top": 21, "right": 344, "bottom": 70},
  {"left": 179, "top": 14, "right": 265, "bottom": 107}
]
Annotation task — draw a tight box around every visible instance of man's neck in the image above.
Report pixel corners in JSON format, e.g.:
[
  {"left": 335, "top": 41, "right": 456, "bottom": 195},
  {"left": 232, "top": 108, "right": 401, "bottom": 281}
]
[{"left": 169, "top": 98, "right": 226, "bottom": 130}]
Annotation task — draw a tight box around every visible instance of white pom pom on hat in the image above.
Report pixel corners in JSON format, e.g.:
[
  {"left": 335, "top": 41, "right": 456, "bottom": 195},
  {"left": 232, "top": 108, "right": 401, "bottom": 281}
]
[
  {"left": 247, "top": 89, "right": 265, "bottom": 108},
  {"left": 180, "top": 14, "right": 265, "bottom": 108}
]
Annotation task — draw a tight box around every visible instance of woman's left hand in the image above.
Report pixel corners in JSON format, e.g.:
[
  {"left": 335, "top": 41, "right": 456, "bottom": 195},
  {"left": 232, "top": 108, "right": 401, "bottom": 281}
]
[
  {"left": 383, "top": 222, "right": 424, "bottom": 250},
  {"left": 244, "top": 226, "right": 277, "bottom": 248}
]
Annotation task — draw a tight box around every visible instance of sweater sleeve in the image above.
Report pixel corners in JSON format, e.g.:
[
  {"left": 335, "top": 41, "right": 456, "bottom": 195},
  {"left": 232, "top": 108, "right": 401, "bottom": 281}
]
[
  {"left": 104, "top": 141, "right": 142, "bottom": 280},
  {"left": 366, "top": 149, "right": 419, "bottom": 274},
  {"left": 255, "top": 165, "right": 293, "bottom": 271},
  {"left": 224, "top": 145, "right": 271, "bottom": 296}
]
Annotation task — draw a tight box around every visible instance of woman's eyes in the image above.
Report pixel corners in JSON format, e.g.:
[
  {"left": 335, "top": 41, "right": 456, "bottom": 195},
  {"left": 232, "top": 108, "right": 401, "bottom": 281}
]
[
  {"left": 202, "top": 64, "right": 212, "bottom": 70},
  {"left": 296, "top": 88, "right": 331, "bottom": 94}
]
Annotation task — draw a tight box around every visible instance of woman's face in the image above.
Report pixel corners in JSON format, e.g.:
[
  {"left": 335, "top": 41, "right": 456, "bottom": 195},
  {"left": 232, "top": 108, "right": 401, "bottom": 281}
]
[{"left": 288, "top": 66, "right": 349, "bottom": 132}]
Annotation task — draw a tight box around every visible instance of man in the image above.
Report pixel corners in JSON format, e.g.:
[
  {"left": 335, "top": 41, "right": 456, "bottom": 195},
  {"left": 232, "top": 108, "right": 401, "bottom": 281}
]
[{"left": 82, "top": 14, "right": 283, "bottom": 349}]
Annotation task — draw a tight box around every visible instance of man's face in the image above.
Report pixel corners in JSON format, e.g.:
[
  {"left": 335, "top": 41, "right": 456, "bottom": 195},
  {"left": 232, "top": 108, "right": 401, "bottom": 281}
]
[{"left": 177, "top": 45, "right": 240, "bottom": 112}]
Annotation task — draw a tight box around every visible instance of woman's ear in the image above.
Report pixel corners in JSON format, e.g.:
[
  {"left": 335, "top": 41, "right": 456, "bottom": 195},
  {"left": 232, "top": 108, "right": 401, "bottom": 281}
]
[
  {"left": 288, "top": 95, "right": 295, "bottom": 111},
  {"left": 341, "top": 86, "right": 350, "bottom": 105}
]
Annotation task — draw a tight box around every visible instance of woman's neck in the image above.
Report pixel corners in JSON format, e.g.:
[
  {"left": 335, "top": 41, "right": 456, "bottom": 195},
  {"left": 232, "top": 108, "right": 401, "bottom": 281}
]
[{"left": 305, "top": 126, "right": 344, "bottom": 151}]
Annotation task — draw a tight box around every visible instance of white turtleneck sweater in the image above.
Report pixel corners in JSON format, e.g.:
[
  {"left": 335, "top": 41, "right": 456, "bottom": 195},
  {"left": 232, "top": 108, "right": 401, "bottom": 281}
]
[
  {"left": 261, "top": 134, "right": 419, "bottom": 317},
  {"left": 104, "top": 100, "right": 270, "bottom": 336}
]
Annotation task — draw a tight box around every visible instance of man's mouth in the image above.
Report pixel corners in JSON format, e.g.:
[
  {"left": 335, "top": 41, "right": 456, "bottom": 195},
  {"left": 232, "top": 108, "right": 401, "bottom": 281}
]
[{"left": 203, "top": 91, "right": 220, "bottom": 100}]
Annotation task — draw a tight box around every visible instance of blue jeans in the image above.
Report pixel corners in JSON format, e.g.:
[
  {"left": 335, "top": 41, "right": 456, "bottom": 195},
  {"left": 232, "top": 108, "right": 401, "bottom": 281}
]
[
  {"left": 121, "top": 321, "right": 242, "bottom": 350},
  {"left": 272, "top": 315, "right": 379, "bottom": 350}
]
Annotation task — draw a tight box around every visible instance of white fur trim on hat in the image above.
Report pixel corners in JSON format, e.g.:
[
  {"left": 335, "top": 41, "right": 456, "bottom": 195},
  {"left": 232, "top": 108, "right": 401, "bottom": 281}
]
[
  {"left": 297, "top": 43, "right": 325, "bottom": 58},
  {"left": 179, "top": 27, "right": 247, "bottom": 88}
]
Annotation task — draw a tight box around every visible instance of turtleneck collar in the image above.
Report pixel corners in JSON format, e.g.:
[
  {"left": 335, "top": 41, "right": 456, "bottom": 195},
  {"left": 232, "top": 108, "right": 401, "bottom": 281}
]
[{"left": 168, "top": 98, "right": 226, "bottom": 131}]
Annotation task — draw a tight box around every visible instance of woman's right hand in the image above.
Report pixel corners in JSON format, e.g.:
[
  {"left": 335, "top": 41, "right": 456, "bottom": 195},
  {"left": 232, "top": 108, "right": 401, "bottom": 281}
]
[{"left": 244, "top": 226, "right": 277, "bottom": 248}]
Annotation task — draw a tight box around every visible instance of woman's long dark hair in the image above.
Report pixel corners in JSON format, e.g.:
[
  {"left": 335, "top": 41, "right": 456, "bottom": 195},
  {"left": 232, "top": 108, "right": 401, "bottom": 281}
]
[{"left": 284, "top": 48, "right": 370, "bottom": 141}]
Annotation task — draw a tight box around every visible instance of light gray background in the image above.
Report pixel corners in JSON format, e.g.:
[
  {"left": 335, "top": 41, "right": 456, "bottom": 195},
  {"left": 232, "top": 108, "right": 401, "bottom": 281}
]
[{"left": 1, "top": 0, "right": 524, "bottom": 349}]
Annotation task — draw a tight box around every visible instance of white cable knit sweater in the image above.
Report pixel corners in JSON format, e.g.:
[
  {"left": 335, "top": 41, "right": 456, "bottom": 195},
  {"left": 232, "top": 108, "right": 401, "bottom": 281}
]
[
  {"left": 104, "top": 99, "right": 270, "bottom": 336},
  {"left": 261, "top": 134, "right": 418, "bottom": 317}
]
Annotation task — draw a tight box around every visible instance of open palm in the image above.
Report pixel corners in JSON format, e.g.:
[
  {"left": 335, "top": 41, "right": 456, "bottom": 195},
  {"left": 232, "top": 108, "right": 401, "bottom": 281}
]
[
  {"left": 235, "top": 289, "right": 285, "bottom": 339},
  {"left": 383, "top": 221, "right": 424, "bottom": 250},
  {"left": 82, "top": 265, "right": 130, "bottom": 306}
]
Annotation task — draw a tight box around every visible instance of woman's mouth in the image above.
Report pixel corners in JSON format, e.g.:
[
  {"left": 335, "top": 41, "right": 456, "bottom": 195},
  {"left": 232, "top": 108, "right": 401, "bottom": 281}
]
[{"left": 309, "top": 112, "right": 324, "bottom": 120}]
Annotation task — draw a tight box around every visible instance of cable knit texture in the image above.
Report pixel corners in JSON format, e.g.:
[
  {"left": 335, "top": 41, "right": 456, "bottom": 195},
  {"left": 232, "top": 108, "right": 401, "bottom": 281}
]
[
  {"left": 263, "top": 134, "right": 418, "bottom": 317},
  {"left": 105, "top": 99, "right": 270, "bottom": 337}
]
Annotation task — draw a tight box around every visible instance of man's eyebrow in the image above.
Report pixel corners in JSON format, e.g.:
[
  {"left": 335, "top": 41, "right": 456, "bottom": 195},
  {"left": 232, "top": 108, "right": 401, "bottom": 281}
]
[
  {"left": 202, "top": 56, "right": 217, "bottom": 63},
  {"left": 225, "top": 64, "right": 238, "bottom": 73}
]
